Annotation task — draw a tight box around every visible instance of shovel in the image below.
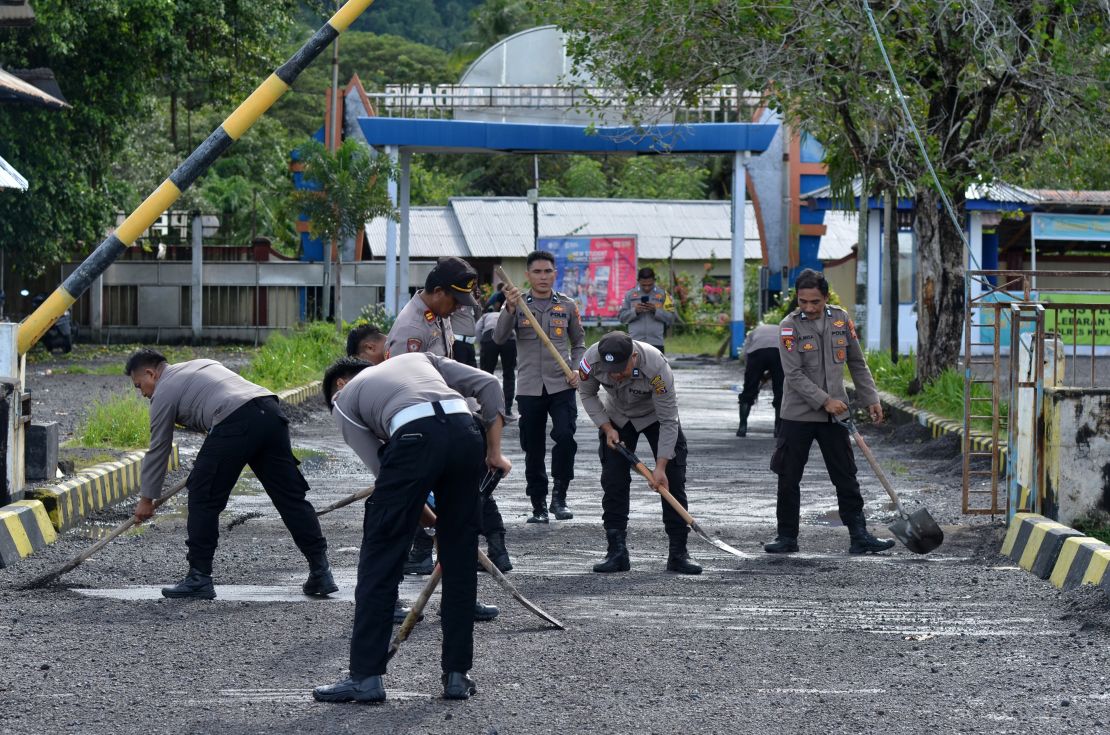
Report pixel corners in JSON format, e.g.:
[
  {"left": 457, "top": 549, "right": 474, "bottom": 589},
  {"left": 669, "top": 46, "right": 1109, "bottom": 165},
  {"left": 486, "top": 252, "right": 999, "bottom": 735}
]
[{"left": 835, "top": 415, "right": 943, "bottom": 554}]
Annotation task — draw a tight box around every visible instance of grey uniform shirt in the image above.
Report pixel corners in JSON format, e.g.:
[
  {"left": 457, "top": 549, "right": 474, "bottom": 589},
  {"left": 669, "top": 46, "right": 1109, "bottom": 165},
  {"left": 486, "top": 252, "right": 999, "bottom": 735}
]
[
  {"left": 450, "top": 304, "right": 481, "bottom": 338},
  {"left": 476, "top": 312, "right": 505, "bottom": 342},
  {"left": 386, "top": 291, "right": 454, "bottom": 359},
  {"left": 140, "top": 359, "right": 272, "bottom": 499},
  {"left": 778, "top": 305, "right": 879, "bottom": 422},
  {"left": 744, "top": 323, "right": 780, "bottom": 354},
  {"left": 618, "top": 285, "right": 676, "bottom": 347},
  {"left": 493, "top": 291, "right": 585, "bottom": 396},
  {"left": 331, "top": 352, "right": 505, "bottom": 476},
  {"left": 577, "top": 341, "right": 681, "bottom": 460}
]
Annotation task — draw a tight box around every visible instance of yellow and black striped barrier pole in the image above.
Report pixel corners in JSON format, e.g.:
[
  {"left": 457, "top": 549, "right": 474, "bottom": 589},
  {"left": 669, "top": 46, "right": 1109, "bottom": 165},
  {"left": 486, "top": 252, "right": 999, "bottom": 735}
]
[{"left": 17, "top": 0, "right": 375, "bottom": 355}]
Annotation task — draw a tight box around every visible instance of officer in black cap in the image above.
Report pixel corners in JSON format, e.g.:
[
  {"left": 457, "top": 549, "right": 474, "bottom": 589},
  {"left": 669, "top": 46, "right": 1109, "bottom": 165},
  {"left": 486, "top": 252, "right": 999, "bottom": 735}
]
[{"left": 577, "top": 331, "right": 701, "bottom": 575}]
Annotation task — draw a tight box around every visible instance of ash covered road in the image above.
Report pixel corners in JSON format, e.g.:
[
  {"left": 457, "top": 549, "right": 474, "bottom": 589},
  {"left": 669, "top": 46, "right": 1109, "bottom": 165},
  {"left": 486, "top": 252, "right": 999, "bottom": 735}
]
[{"left": 1, "top": 358, "right": 1107, "bottom": 734}]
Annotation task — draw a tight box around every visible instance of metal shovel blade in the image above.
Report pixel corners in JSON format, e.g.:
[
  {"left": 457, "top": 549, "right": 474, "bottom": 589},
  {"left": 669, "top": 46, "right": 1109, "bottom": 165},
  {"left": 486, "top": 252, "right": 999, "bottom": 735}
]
[{"left": 888, "top": 507, "right": 944, "bottom": 555}]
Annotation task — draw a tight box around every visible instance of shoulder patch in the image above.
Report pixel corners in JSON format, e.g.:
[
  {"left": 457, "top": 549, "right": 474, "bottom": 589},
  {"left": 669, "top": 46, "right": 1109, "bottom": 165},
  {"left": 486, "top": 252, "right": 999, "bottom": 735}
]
[
  {"left": 650, "top": 375, "right": 667, "bottom": 395},
  {"left": 848, "top": 319, "right": 858, "bottom": 340},
  {"left": 579, "top": 357, "right": 592, "bottom": 376},
  {"left": 406, "top": 338, "right": 423, "bottom": 353},
  {"left": 423, "top": 310, "right": 435, "bottom": 322}
]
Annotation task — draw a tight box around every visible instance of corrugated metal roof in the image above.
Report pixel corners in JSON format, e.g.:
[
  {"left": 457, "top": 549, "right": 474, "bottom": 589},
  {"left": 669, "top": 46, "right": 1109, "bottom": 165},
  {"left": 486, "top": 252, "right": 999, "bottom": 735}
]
[
  {"left": 0, "top": 151, "right": 28, "bottom": 190},
  {"left": 0, "top": 1, "right": 34, "bottom": 27},
  {"left": 0, "top": 66, "right": 67, "bottom": 108},
  {"left": 363, "top": 197, "right": 858, "bottom": 262},
  {"left": 802, "top": 178, "right": 1042, "bottom": 205},
  {"left": 364, "top": 207, "right": 469, "bottom": 259},
  {"left": 1026, "top": 189, "right": 1110, "bottom": 207}
]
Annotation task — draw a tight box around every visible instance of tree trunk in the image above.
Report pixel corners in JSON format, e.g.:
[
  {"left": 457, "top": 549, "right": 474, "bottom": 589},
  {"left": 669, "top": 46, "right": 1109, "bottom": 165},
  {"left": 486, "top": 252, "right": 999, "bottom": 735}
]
[{"left": 912, "top": 189, "right": 965, "bottom": 392}]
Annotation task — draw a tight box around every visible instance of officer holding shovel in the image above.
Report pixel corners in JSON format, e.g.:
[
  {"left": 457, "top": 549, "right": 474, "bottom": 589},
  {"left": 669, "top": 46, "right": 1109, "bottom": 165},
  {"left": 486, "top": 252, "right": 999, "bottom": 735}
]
[
  {"left": 765, "top": 268, "right": 895, "bottom": 555},
  {"left": 577, "top": 331, "right": 701, "bottom": 575},
  {"left": 315, "top": 352, "right": 511, "bottom": 702}
]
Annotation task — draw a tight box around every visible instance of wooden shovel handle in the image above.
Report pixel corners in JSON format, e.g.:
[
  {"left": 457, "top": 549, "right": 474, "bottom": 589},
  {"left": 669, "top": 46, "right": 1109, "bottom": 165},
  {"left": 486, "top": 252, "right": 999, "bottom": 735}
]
[
  {"left": 495, "top": 265, "right": 576, "bottom": 381},
  {"left": 315, "top": 484, "right": 375, "bottom": 517},
  {"left": 836, "top": 416, "right": 907, "bottom": 516},
  {"left": 623, "top": 447, "right": 698, "bottom": 528}
]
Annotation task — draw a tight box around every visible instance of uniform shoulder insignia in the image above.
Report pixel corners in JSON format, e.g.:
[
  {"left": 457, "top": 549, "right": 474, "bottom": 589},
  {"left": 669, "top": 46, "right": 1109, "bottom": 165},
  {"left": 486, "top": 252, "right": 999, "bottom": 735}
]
[
  {"left": 650, "top": 374, "right": 667, "bottom": 394},
  {"left": 423, "top": 310, "right": 435, "bottom": 322},
  {"left": 848, "top": 318, "right": 858, "bottom": 340},
  {"left": 406, "top": 338, "right": 423, "bottom": 352},
  {"left": 780, "top": 325, "right": 795, "bottom": 352}
]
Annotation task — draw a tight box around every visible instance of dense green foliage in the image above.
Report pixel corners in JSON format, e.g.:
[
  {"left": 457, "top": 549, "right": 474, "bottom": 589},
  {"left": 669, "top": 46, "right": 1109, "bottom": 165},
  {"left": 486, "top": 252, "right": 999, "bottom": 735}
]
[
  {"left": 73, "top": 391, "right": 151, "bottom": 449},
  {"left": 240, "top": 321, "right": 344, "bottom": 391}
]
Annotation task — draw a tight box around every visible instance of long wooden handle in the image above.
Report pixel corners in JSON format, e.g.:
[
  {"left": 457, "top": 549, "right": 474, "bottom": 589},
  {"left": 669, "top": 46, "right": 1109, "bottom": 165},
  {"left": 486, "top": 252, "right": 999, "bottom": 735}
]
[
  {"left": 315, "top": 484, "right": 375, "bottom": 517},
  {"left": 495, "top": 265, "right": 576, "bottom": 381},
  {"left": 835, "top": 416, "right": 907, "bottom": 516},
  {"left": 387, "top": 563, "right": 442, "bottom": 660},
  {"left": 620, "top": 446, "right": 698, "bottom": 527}
]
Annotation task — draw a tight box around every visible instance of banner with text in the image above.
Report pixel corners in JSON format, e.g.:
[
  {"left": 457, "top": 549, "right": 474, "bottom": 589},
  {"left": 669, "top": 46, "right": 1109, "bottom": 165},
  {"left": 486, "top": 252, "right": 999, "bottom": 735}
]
[{"left": 539, "top": 236, "right": 638, "bottom": 319}]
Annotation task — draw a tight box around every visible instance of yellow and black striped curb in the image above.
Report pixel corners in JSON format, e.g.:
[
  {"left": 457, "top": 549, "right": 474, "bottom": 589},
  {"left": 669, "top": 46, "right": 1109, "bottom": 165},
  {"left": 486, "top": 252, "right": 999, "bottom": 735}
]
[
  {"left": 28, "top": 445, "right": 180, "bottom": 532},
  {"left": 1001, "top": 512, "right": 1086, "bottom": 580},
  {"left": 1050, "top": 536, "right": 1110, "bottom": 592},
  {"left": 277, "top": 380, "right": 322, "bottom": 407},
  {"left": 0, "top": 500, "right": 58, "bottom": 568},
  {"left": 870, "top": 387, "right": 1008, "bottom": 460}
]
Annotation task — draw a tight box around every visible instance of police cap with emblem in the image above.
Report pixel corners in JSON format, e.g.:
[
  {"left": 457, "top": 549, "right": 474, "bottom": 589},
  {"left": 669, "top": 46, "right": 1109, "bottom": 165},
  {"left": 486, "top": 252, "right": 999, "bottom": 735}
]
[
  {"left": 426, "top": 256, "right": 479, "bottom": 306},
  {"left": 594, "top": 331, "right": 634, "bottom": 373}
]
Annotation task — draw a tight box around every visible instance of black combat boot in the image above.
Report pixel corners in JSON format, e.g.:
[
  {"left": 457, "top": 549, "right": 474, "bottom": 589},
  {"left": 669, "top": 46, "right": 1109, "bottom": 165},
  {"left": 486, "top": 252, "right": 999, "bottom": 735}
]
[
  {"left": 843, "top": 512, "right": 896, "bottom": 554},
  {"left": 404, "top": 530, "right": 434, "bottom": 575},
  {"left": 763, "top": 536, "right": 799, "bottom": 553},
  {"left": 592, "top": 529, "right": 631, "bottom": 573},
  {"left": 302, "top": 551, "right": 339, "bottom": 596},
  {"left": 549, "top": 484, "right": 573, "bottom": 520},
  {"left": 485, "top": 532, "right": 513, "bottom": 572},
  {"left": 393, "top": 599, "right": 424, "bottom": 625},
  {"left": 442, "top": 672, "right": 478, "bottom": 700},
  {"left": 527, "top": 494, "right": 549, "bottom": 524},
  {"left": 665, "top": 533, "right": 703, "bottom": 574},
  {"left": 736, "top": 400, "right": 752, "bottom": 437},
  {"left": 161, "top": 567, "right": 216, "bottom": 599}
]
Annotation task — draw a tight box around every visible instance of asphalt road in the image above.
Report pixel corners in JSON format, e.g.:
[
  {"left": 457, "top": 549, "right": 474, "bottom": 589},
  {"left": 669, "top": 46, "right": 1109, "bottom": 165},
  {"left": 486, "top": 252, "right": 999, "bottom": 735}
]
[{"left": 1, "top": 357, "right": 1107, "bottom": 734}]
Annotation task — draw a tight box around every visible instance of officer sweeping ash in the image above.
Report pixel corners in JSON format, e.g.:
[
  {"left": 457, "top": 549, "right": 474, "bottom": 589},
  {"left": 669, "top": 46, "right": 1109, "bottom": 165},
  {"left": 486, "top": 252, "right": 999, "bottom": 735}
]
[
  {"left": 386, "top": 256, "right": 512, "bottom": 580},
  {"left": 764, "top": 268, "right": 895, "bottom": 555},
  {"left": 314, "top": 352, "right": 511, "bottom": 702},
  {"left": 126, "top": 350, "right": 335, "bottom": 600},
  {"left": 577, "top": 331, "right": 701, "bottom": 575}
]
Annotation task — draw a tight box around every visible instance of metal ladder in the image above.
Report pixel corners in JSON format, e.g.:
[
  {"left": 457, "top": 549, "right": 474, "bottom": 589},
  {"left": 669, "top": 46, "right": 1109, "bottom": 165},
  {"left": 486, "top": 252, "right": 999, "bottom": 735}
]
[{"left": 961, "top": 300, "right": 1008, "bottom": 515}]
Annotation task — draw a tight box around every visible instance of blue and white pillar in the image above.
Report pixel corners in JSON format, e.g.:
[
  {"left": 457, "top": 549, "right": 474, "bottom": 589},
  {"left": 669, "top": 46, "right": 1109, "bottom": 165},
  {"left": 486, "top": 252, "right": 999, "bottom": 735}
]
[{"left": 730, "top": 151, "right": 748, "bottom": 357}]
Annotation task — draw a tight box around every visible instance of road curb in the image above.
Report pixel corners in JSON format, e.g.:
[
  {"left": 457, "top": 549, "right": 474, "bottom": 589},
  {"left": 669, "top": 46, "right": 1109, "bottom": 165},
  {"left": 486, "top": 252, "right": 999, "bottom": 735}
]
[
  {"left": 1049, "top": 536, "right": 1110, "bottom": 592},
  {"left": 0, "top": 500, "right": 58, "bottom": 568},
  {"left": 870, "top": 387, "right": 1007, "bottom": 458},
  {"left": 277, "top": 380, "right": 322, "bottom": 407},
  {"left": 28, "top": 445, "right": 180, "bottom": 532}
]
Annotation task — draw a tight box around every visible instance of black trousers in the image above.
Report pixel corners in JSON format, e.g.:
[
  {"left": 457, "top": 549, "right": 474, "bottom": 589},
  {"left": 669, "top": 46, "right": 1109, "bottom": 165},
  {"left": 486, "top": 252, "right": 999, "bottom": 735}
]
[
  {"left": 517, "top": 387, "right": 578, "bottom": 499},
  {"left": 739, "top": 347, "right": 784, "bottom": 411},
  {"left": 598, "top": 421, "right": 689, "bottom": 537},
  {"left": 185, "top": 397, "right": 326, "bottom": 574},
  {"left": 479, "top": 339, "right": 516, "bottom": 414},
  {"left": 454, "top": 340, "right": 477, "bottom": 367},
  {"left": 350, "top": 412, "right": 485, "bottom": 677},
  {"left": 771, "top": 419, "right": 863, "bottom": 538}
]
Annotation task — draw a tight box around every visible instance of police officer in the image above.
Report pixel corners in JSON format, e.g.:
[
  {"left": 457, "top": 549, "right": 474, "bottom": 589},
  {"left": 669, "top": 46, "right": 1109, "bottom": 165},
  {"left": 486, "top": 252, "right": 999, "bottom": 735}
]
[
  {"left": 477, "top": 304, "right": 516, "bottom": 421},
  {"left": 450, "top": 291, "right": 482, "bottom": 367},
  {"left": 126, "top": 350, "right": 334, "bottom": 600},
  {"left": 578, "top": 331, "right": 701, "bottom": 575},
  {"left": 387, "top": 257, "right": 512, "bottom": 577},
  {"left": 766, "top": 268, "right": 895, "bottom": 555},
  {"left": 346, "top": 324, "right": 387, "bottom": 364},
  {"left": 314, "top": 352, "right": 512, "bottom": 702},
  {"left": 736, "top": 323, "right": 784, "bottom": 437},
  {"left": 494, "top": 250, "right": 585, "bottom": 523},
  {"left": 618, "top": 267, "right": 676, "bottom": 353}
]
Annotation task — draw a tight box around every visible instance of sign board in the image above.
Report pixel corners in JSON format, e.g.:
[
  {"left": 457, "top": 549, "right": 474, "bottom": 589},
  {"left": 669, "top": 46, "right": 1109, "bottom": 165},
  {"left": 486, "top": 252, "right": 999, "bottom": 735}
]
[
  {"left": 977, "top": 292, "right": 1110, "bottom": 348},
  {"left": 538, "top": 236, "right": 637, "bottom": 319},
  {"left": 1031, "top": 213, "right": 1110, "bottom": 242}
]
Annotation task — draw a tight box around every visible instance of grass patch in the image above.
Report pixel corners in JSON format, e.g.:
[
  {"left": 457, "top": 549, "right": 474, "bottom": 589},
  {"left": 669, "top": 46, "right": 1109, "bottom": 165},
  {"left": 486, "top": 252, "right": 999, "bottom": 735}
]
[
  {"left": 72, "top": 392, "right": 150, "bottom": 449},
  {"left": 55, "top": 363, "right": 125, "bottom": 376},
  {"left": 582, "top": 325, "right": 728, "bottom": 356},
  {"left": 863, "top": 351, "right": 1006, "bottom": 431},
  {"left": 241, "top": 322, "right": 344, "bottom": 392},
  {"left": 1072, "top": 519, "right": 1110, "bottom": 545}
]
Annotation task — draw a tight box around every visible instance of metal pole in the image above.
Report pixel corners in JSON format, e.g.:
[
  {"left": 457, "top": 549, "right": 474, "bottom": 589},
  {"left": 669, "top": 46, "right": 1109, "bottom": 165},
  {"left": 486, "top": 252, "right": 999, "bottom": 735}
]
[
  {"left": 16, "top": 0, "right": 377, "bottom": 355},
  {"left": 191, "top": 212, "right": 203, "bottom": 340},
  {"left": 533, "top": 155, "right": 540, "bottom": 248},
  {"left": 730, "top": 151, "right": 748, "bottom": 358},
  {"left": 399, "top": 151, "right": 411, "bottom": 306},
  {"left": 384, "top": 145, "right": 399, "bottom": 315},
  {"left": 330, "top": 3, "right": 342, "bottom": 331}
]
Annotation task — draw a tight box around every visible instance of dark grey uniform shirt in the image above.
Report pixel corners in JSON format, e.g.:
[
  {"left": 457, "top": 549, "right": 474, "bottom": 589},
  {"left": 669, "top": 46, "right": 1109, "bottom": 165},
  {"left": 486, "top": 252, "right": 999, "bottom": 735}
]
[
  {"left": 744, "top": 323, "right": 780, "bottom": 354},
  {"left": 331, "top": 352, "right": 505, "bottom": 476},
  {"left": 577, "top": 340, "right": 681, "bottom": 460},
  {"left": 493, "top": 290, "right": 585, "bottom": 396},
  {"left": 618, "top": 285, "right": 676, "bottom": 347},
  {"left": 778, "top": 305, "right": 879, "bottom": 422},
  {"left": 140, "top": 360, "right": 272, "bottom": 499},
  {"left": 450, "top": 304, "right": 481, "bottom": 339},
  {"left": 386, "top": 291, "right": 454, "bottom": 359}
]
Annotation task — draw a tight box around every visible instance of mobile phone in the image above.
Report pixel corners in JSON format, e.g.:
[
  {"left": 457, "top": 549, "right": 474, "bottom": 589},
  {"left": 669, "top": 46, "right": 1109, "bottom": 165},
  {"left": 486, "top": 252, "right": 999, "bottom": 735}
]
[{"left": 640, "top": 295, "right": 649, "bottom": 304}]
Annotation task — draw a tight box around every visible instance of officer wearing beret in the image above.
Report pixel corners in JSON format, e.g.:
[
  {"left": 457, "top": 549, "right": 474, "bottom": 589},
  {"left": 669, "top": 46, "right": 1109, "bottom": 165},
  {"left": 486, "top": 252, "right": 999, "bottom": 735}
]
[
  {"left": 577, "top": 331, "right": 701, "bottom": 575},
  {"left": 495, "top": 250, "right": 585, "bottom": 523},
  {"left": 766, "top": 268, "right": 895, "bottom": 555},
  {"left": 314, "top": 352, "right": 512, "bottom": 702}
]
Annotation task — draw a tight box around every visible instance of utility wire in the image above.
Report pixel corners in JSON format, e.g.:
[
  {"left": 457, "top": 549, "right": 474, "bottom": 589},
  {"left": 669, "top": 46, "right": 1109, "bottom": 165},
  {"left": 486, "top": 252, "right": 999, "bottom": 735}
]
[{"left": 861, "top": 0, "right": 981, "bottom": 269}]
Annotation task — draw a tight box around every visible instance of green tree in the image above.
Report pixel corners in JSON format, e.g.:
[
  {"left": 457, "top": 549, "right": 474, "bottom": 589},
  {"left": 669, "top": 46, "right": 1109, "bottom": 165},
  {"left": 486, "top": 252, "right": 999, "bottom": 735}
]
[
  {"left": 560, "top": 156, "right": 608, "bottom": 197},
  {"left": 613, "top": 157, "right": 706, "bottom": 199},
  {"left": 549, "top": 0, "right": 1110, "bottom": 387}
]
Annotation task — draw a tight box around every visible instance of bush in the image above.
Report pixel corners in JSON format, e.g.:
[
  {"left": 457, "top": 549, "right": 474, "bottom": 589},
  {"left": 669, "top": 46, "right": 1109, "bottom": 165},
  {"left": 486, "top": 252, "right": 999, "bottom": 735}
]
[
  {"left": 863, "top": 351, "right": 1005, "bottom": 429},
  {"left": 355, "top": 302, "right": 396, "bottom": 334},
  {"left": 73, "top": 392, "right": 150, "bottom": 449},
  {"left": 241, "top": 322, "right": 344, "bottom": 391}
]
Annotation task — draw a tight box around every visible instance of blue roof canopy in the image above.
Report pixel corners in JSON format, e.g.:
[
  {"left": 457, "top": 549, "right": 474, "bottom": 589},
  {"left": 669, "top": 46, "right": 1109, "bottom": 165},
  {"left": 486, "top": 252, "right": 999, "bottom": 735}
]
[{"left": 356, "top": 117, "right": 778, "bottom": 155}]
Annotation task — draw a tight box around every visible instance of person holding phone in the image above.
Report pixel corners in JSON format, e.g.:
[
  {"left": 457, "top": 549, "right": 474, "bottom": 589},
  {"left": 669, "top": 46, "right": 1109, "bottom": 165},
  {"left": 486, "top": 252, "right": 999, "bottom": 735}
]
[{"left": 619, "top": 267, "right": 676, "bottom": 353}]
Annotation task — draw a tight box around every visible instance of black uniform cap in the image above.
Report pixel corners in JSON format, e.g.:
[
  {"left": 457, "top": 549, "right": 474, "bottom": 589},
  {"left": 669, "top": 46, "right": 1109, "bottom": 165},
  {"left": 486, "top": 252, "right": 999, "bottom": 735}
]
[
  {"left": 427, "top": 257, "right": 479, "bottom": 306},
  {"left": 594, "top": 331, "right": 634, "bottom": 373}
]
